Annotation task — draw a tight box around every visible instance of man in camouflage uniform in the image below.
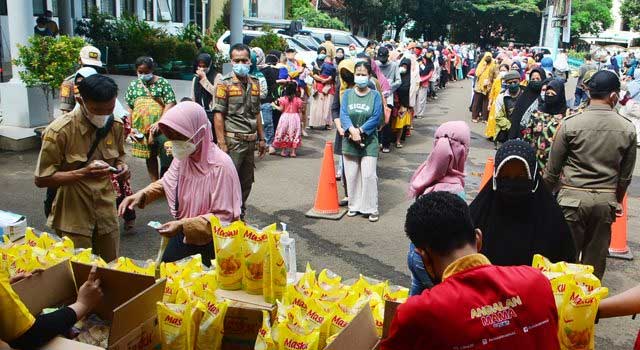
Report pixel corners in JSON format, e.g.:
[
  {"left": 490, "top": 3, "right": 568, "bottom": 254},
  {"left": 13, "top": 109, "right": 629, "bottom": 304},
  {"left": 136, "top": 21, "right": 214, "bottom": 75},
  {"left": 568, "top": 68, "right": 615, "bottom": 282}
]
[
  {"left": 59, "top": 46, "right": 104, "bottom": 113},
  {"left": 213, "top": 43, "right": 267, "bottom": 219}
]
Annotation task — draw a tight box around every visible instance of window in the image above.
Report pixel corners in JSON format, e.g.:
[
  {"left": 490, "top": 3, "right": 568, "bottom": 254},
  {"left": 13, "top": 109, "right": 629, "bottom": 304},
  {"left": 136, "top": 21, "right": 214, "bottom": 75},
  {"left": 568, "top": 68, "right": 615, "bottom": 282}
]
[
  {"left": 172, "top": 0, "right": 183, "bottom": 22},
  {"left": 0, "top": 0, "right": 7, "bottom": 16},
  {"left": 333, "top": 34, "right": 352, "bottom": 46},
  {"left": 120, "top": 0, "right": 135, "bottom": 16},
  {"left": 33, "top": 0, "right": 47, "bottom": 15},
  {"left": 144, "top": 0, "right": 153, "bottom": 21},
  {"left": 249, "top": 0, "right": 258, "bottom": 17},
  {"left": 100, "top": 0, "right": 116, "bottom": 16},
  {"left": 156, "top": 0, "right": 171, "bottom": 21},
  {"left": 82, "top": 0, "right": 97, "bottom": 17}
]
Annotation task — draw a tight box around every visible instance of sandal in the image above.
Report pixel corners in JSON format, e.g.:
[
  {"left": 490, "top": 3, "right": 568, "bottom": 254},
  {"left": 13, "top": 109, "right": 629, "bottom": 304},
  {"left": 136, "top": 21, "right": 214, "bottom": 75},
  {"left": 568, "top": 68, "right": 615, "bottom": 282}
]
[
  {"left": 280, "top": 151, "right": 289, "bottom": 157},
  {"left": 396, "top": 143, "right": 403, "bottom": 148}
]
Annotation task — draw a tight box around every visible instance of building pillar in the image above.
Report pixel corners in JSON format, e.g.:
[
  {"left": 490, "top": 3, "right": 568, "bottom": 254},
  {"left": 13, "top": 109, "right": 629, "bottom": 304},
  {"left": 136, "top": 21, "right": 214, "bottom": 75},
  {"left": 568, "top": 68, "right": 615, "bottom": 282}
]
[
  {"left": 183, "top": 0, "right": 191, "bottom": 25},
  {"left": 58, "top": 0, "right": 74, "bottom": 35},
  {"left": 230, "top": 0, "right": 243, "bottom": 45},
  {"left": 6, "top": 0, "right": 33, "bottom": 82}
]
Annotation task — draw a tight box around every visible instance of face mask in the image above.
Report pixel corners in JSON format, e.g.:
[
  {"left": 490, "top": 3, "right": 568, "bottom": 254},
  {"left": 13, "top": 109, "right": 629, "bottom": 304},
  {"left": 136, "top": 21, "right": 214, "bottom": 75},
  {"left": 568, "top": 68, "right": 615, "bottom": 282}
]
[
  {"left": 138, "top": 73, "right": 153, "bottom": 82},
  {"left": 540, "top": 92, "right": 546, "bottom": 102},
  {"left": 336, "top": 54, "right": 344, "bottom": 59},
  {"left": 399, "top": 67, "right": 407, "bottom": 74},
  {"left": 79, "top": 100, "right": 111, "bottom": 128},
  {"left": 318, "top": 54, "right": 327, "bottom": 61},
  {"left": 496, "top": 178, "right": 535, "bottom": 204},
  {"left": 171, "top": 141, "right": 197, "bottom": 160},
  {"left": 508, "top": 83, "right": 520, "bottom": 94},
  {"left": 545, "top": 94, "right": 560, "bottom": 105},
  {"left": 232, "top": 63, "right": 250, "bottom": 77},
  {"left": 529, "top": 80, "right": 543, "bottom": 92},
  {"left": 499, "top": 71, "right": 507, "bottom": 78},
  {"left": 350, "top": 50, "right": 357, "bottom": 56},
  {"left": 379, "top": 57, "right": 388, "bottom": 64},
  {"left": 354, "top": 75, "right": 369, "bottom": 88}
]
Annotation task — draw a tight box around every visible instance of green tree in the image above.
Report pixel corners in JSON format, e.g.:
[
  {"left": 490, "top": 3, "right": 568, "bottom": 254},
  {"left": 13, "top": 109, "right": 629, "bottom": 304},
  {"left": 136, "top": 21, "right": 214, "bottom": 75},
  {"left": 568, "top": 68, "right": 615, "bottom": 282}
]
[
  {"left": 250, "top": 32, "right": 289, "bottom": 53},
  {"left": 383, "top": 0, "right": 419, "bottom": 41},
  {"left": 288, "top": 0, "right": 347, "bottom": 30},
  {"left": 571, "top": 0, "right": 613, "bottom": 35},
  {"left": 12, "top": 35, "right": 86, "bottom": 120},
  {"left": 621, "top": 0, "right": 640, "bottom": 31},
  {"left": 343, "top": 0, "right": 383, "bottom": 34}
]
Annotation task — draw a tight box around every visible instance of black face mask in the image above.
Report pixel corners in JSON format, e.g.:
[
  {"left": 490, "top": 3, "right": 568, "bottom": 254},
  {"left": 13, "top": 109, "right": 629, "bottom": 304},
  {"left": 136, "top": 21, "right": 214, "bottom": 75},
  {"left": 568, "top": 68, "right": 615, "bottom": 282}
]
[
  {"left": 544, "top": 94, "right": 561, "bottom": 106},
  {"left": 496, "top": 178, "right": 534, "bottom": 204},
  {"left": 528, "top": 81, "right": 543, "bottom": 92},
  {"left": 379, "top": 57, "right": 388, "bottom": 64}
]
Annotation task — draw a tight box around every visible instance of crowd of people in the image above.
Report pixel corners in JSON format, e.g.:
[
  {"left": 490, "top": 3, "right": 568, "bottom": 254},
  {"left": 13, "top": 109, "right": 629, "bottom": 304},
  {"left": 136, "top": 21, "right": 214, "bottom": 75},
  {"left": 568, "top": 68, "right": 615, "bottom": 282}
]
[{"left": 2, "top": 34, "right": 640, "bottom": 348}]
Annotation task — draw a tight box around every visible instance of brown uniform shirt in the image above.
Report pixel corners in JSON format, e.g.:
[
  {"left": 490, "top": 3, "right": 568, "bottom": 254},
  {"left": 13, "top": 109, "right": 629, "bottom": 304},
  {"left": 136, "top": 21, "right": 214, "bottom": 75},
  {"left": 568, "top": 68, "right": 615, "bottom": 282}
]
[
  {"left": 59, "top": 75, "right": 77, "bottom": 112},
  {"left": 322, "top": 40, "right": 337, "bottom": 60},
  {"left": 213, "top": 73, "right": 261, "bottom": 134},
  {"left": 35, "top": 108, "right": 126, "bottom": 237},
  {"left": 544, "top": 104, "right": 637, "bottom": 192}
]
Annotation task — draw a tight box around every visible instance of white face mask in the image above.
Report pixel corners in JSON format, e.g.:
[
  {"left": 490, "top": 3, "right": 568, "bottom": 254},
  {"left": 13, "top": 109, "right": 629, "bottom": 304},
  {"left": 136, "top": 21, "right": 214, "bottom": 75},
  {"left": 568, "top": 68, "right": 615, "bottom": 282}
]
[
  {"left": 500, "top": 71, "right": 507, "bottom": 78},
  {"left": 399, "top": 67, "right": 407, "bottom": 74},
  {"left": 171, "top": 125, "right": 205, "bottom": 160},
  {"left": 171, "top": 141, "right": 197, "bottom": 160},
  {"left": 79, "top": 99, "right": 111, "bottom": 128}
]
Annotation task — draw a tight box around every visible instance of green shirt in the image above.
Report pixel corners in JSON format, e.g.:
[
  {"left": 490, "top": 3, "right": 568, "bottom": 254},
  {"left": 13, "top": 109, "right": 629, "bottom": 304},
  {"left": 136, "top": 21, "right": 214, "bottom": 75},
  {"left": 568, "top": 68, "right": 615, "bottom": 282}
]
[
  {"left": 125, "top": 77, "right": 176, "bottom": 109},
  {"left": 340, "top": 89, "right": 383, "bottom": 157}
]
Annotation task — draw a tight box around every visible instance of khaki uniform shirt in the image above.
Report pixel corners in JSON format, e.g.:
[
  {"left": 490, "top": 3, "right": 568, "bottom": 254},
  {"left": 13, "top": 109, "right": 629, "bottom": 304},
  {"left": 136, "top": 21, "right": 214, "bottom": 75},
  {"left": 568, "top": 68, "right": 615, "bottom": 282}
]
[
  {"left": 35, "top": 108, "right": 126, "bottom": 237},
  {"left": 543, "top": 105, "right": 637, "bottom": 191},
  {"left": 59, "top": 74, "right": 77, "bottom": 112},
  {"left": 213, "top": 73, "right": 261, "bottom": 134},
  {"left": 323, "top": 40, "right": 337, "bottom": 60}
]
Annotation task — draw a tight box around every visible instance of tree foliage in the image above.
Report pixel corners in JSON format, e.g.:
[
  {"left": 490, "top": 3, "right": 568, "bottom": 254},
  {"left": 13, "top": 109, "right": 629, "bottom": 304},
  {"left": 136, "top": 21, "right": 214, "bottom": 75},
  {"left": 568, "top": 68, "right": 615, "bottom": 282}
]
[
  {"left": 571, "top": 0, "right": 613, "bottom": 35},
  {"left": 250, "top": 32, "right": 289, "bottom": 53},
  {"left": 621, "top": 0, "right": 640, "bottom": 31},
  {"left": 12, "top": 35, "right": 86, "bottom": 119},
  {"left": 289, "top": 0, "right": 347, "bottom": 30}
]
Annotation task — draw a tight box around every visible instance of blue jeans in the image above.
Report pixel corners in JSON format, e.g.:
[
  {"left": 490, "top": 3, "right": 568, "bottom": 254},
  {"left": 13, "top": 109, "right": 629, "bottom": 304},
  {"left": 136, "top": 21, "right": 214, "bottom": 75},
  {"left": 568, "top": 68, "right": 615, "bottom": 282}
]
[
  {"left": 407, "top": 243, "right": 434, "bottom": 296},
  {"left": 573, "top": 87, "right": 588, "bottom": 108},
  {"left": 261, "top": 103, "right": 275, "bottom": 146}
]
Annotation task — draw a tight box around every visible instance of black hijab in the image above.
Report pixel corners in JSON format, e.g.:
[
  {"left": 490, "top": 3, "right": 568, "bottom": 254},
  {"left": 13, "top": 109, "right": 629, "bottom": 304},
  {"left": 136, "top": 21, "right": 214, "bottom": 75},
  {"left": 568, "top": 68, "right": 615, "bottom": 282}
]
[
  {"left": 193, "top": 53, "right": 217, "bottom": 112},
  {"left": 420, "top": 55, "right": 434, "bottom": 77},
  {"left": 541, "top": 79, "right": 567, "bottom": 115},
  {"left": 470, "top": 140, "right": 576, "bottom": 266},
  {"left": 507, "top": 67, "right": 545, "bottom": 139}
]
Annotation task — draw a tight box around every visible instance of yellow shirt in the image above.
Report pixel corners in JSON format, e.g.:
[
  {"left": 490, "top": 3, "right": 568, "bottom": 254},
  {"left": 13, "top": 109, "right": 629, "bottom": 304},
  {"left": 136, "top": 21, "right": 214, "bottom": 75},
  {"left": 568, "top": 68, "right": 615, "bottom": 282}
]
[
  {"left": 442, "top": 253, "right": 492, "bottom": 281},
  {"left": 34, "top": 108, "right": 126, "bottom": 237},
  {"left": 0, "top": 274, "right": 35, "bottom": 342}
]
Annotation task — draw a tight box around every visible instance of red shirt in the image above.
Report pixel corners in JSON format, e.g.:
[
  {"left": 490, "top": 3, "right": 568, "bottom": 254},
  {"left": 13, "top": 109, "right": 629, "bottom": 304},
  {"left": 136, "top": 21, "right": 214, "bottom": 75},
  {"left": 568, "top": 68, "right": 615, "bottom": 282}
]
[{"left": 380, "top": 254, "right": 560, "bottom": 350}]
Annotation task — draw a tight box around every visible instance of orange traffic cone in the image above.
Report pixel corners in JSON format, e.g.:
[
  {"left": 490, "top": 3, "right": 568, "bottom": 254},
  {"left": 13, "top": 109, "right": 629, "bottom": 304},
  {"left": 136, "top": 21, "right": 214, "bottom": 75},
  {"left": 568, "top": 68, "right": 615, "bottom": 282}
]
[
  {"left": 608, "top": 195, "right": 633, "bottom": 260},
  {"left": 305, "top": 141, "right": 347, "bottom": 220},
  {"left": 478, "top": 157, "right": 495, "bottom": 191}
]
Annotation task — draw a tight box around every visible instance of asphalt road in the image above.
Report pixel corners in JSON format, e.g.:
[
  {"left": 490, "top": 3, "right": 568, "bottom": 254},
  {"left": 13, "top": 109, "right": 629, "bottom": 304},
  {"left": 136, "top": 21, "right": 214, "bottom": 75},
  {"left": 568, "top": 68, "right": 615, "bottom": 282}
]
[{"left": 2, "top": 77, "right": 640, "bottom": 348}]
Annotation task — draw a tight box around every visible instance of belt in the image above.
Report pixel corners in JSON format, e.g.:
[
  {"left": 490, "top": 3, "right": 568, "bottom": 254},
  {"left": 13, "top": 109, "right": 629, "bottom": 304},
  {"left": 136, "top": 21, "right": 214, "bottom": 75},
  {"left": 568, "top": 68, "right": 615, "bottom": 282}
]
[
  {"left": 225, "top": 132, "right": 257, "bottom": 142},
  {"left": 561, "top": 185, "right": 616, "bottom": 193}
]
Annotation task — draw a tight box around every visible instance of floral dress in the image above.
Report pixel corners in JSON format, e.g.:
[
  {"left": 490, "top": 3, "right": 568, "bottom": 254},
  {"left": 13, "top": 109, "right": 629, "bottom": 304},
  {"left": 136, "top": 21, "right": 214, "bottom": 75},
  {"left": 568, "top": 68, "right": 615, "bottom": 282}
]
[{"left": 522, "top": 111, "right": 563, "bottom": 172}]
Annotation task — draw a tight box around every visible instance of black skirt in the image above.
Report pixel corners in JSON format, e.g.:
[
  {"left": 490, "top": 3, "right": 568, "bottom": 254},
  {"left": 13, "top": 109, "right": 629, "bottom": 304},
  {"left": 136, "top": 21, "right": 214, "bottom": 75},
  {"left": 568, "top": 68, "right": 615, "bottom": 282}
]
[{"left": 161, "top": 232, "right": 214, "bottom": 267}]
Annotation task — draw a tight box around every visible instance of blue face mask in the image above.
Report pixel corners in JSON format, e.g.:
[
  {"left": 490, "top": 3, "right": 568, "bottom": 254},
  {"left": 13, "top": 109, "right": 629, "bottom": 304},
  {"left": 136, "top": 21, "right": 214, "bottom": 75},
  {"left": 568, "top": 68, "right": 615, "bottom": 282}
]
[
  {"left": 233, "top": 63, "right": 250, "bottom": 77},
  {"left": 354, "top": 75, "right": 369, "bottom": 88},
  {"left": 318, "top": 54, "right": 327, "bottom": 61},
  {"left": 138, "top": 73, "right": 153, "bottom": 82}
]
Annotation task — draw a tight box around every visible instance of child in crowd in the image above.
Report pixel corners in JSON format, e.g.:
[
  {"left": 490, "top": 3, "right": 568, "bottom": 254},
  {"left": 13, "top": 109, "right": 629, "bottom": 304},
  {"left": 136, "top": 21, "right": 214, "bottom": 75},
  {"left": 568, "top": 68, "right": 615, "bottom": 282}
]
[{"left": 272, "top": 82, "right": 304, "bottom": 157}]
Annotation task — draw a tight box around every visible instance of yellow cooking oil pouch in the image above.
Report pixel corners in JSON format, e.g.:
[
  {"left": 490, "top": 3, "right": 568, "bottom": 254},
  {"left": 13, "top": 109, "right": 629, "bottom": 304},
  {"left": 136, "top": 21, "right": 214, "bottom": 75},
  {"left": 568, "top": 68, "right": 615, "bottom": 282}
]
[
  {"left": 277, "top": 322, "right": 319, "bottom": 350},
  {"left": 264, "top": 227, "right": 286, "bottom": 304},
  {"left": 163, "top": 277, "right": 181, "bottom": 303},
  {"left": 329, "top": 293, "right": 367, "bottom": 337},
  {"left": 317, "top": 269, "right": 342, "bottom": 291},
  {"left": 372, "top": 299, "right": 386, "bottom": 337},
  {"left": 160, "top": 254, "right": 204, "bottom": 280},
  {"left": 108, "top": 257, "right": 156, "bottom": 276},
  {"left": 557, "top": 283, "right": 608, "bottom": 350},
  {"left": 304, "top": 297, "right": 333, "bottom": 349},
  {"left": 190, "top": 270, "right": 218, "bottom": 299},
  {"left": 383, "top": 284, "right": 409, "bottom": 303},
  {"left": 547, "top": 273, "right": 573, "bottom": 310},
  {"left": 211, "top": 217, "right": 244, "bottom": 290},
  {"left": 195, "top": 296, "right": 228, "bottom": 350},
  {"left": 71, "top": 248, "right": 107, "bottom": 267},
  {"left": 351, "top": 275, "right": 386, "bottom": 299},
  {"left": 255, "top": 310, "right": 276, "bottom": 350},
  {"left": 157, "top": 302, "right": 197, "bottom": 350},
  {"left": 532, "top": 254, "right": 568, "bottom": 273},
  {"left": 243, "top": 225, "right": 269, "bottom": 294}
]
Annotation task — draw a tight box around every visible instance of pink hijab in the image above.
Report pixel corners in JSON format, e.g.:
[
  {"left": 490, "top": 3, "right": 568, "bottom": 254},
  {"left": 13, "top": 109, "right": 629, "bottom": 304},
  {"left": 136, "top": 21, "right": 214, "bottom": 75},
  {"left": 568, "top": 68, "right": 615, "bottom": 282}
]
[
  {"left": 409, "top": 121, "right": 471, "bottom": 198},
  {"left": 370, "top": 59, "right": 391, "bottom": 94},
  {"left": 159, "top": 102, "right": 242, "bottom": 222}
]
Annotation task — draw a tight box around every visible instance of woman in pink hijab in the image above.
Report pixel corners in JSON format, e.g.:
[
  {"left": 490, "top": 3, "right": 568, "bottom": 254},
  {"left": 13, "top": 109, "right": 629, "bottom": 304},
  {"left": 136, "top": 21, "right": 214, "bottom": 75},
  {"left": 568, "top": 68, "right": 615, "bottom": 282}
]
[
  {"left": 119, "top": 101, "right": 242, "bottom": 265},
  {"left": 409, "top": 120, "right": 471, "bottom": 199},
  {"left": 406, "top": 120, "right": 471, "bottom": 295}
]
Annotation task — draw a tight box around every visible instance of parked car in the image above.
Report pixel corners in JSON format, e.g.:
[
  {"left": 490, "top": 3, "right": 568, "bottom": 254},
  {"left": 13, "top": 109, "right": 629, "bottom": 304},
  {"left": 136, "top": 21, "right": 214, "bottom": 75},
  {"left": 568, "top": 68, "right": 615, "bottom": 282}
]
[
  {"left": 305, "top": 27, "right": 364, "bottom": 52},
  {"left": 531, "top": 46, "right": 552, "bottom": 57},
  {"left": 216, "top": 30, "right": 316, "bottom": 66}
]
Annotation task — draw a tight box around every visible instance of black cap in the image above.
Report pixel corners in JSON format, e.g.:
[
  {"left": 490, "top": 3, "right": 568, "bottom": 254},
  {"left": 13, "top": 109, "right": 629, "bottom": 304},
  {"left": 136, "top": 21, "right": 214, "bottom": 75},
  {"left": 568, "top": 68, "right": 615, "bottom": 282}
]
[
  {"left": 377, "top": 46, "right": 389, "bottom": 59},
  {"left": 587, "top": 70, "right": 620, "bottom": 94},
  {"left": 285, "top": 47, "right": 296, "bottom": 53}
]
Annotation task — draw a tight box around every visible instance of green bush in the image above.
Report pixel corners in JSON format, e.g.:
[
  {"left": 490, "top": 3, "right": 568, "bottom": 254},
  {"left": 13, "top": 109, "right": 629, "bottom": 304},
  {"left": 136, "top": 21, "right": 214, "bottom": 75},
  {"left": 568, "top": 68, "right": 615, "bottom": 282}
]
[
  {"left": 567, "top": 49, "right": 587, "bottom": 61},
  {"left": 12, "top": 35, "right": 86, "bottom": 119},
  {"left": 178, "top": 22, "right": 201, "bottom": 42},
  {"left": 250, "top": 33, "right": 288, "bottom": 54}
]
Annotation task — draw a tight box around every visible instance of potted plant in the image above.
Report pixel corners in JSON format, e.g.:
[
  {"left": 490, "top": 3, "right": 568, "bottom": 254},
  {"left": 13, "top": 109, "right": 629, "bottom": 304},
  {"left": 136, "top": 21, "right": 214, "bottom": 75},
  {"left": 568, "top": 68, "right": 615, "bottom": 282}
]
[{"left": 12, "top": 35, "right": 86, "bottom": 121}]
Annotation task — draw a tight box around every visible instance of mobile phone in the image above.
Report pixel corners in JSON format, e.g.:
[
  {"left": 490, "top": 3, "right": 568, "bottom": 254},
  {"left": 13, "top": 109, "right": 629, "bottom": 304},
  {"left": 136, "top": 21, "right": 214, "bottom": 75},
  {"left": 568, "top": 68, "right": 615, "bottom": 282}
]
[
  {"left": 108, "top": 166, "right": 119, "bottom": 173},
  {"left": 147, "top": 221, "right": 162, "bottom": 229}
]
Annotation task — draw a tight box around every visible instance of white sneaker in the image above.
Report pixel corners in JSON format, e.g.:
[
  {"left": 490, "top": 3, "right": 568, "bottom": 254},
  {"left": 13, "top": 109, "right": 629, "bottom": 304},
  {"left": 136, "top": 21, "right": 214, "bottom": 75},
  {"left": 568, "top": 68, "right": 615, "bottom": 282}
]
[
  {"left": 368, "top": 213, "right": 379, "bottom": 222},
  {"left": 347, "top": 210, "right": 358, "bottom": 217}
]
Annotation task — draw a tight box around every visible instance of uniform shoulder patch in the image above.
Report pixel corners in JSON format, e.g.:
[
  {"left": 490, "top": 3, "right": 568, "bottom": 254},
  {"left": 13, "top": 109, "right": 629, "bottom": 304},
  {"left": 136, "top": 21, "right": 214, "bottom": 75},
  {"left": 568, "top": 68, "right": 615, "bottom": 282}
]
[
  {"left": 216, "top": 84, "right": 227, "bottom": 99},
  {"left": 228, "top": 85, "right": 243, "bottom": 97}
]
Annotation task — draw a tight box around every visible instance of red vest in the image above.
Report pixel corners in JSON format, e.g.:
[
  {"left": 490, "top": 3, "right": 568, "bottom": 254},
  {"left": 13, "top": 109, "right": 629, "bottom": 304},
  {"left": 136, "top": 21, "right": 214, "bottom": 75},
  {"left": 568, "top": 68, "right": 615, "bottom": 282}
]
[{"left": 381, "top": 264, "right": 560, "bottom": 350}]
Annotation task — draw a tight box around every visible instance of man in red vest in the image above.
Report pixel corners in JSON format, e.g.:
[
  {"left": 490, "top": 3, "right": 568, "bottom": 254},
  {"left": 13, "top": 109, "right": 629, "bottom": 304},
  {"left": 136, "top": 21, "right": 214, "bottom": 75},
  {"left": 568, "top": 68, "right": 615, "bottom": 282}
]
[{"left": 380, "top": 192, "right": 560, "bottom": 350}]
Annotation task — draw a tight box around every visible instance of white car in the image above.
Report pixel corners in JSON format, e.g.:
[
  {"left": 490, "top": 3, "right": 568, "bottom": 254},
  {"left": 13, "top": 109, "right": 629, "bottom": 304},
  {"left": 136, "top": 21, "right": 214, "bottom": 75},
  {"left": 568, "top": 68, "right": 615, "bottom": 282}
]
[
  {"left": 216, "top": 30, "right": 316, "bottom": 67},
  {"left": 304, "top": 27, "right": 365, "bottom": 53}
]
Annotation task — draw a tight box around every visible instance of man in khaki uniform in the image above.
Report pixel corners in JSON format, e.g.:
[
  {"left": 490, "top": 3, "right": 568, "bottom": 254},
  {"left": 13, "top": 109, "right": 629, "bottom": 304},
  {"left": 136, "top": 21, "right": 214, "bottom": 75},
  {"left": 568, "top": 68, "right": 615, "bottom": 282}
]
[
  {"left": 544, "top": 70, "right": 637, "bottom": 279},
  {"left": 59, "top": 46, "right": 104, "bottom": 113},
  {"left": 35, "top": 75, "right": 128, "bottom": 262},
  {"left": 213, "top": 43, "right": 266, "bottom": 218},
  {"left": 322, "top": 33, "right": 337, "bottom": 60}
]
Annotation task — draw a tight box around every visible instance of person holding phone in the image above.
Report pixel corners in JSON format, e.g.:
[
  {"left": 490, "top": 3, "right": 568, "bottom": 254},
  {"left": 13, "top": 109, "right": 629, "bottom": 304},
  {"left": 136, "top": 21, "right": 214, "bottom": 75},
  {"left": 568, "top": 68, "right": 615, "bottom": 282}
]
[{"left": 35, "top": 75, "right": 128, "bottom": 262}]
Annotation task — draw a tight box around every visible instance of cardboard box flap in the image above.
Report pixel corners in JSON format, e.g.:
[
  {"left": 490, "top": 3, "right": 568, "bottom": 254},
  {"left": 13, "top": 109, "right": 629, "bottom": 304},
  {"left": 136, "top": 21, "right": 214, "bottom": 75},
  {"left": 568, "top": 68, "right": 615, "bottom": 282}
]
[
  {"left": 109, "top": 278, "right": 166, "bottom": 345},
  {"left": 382, "top": 300, "right": 400, "bottom": 340},
  {"left": 325, "top": 306, "right": 379, "bottom": 350},
  {"left": 41, "top": 336, "right": 104, "bottom": 350},
  {"left": 13, "top": 260, "right": 76, "bottom": 316},
  {"left": 71, "top": 262, "right": 156, "bottom": 322},
  {"left": 216, "top": 289, "right": 275, "bottom": 310}
]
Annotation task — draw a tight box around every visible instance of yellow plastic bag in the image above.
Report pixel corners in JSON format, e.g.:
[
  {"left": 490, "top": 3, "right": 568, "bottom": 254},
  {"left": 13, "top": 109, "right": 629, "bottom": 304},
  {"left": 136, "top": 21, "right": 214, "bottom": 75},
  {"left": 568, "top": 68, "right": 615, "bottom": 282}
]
[
  {"left": 243, "top": 225, "right": 269, "bottom": 294},
  {"left": 195, "top": 296, "right": 228, "bottom": 350},
  {"left": 160, "top": 254, "right": 204, "bottom": 280},
  {"left": 71, "top": 248, "right": 107, "bottom": 267},
  {"left": 211, "top": 217, "right": 244, "bottom": 290},
  {"left": 190, "top": 270, "right": 218, "bottom": 299},
  {"left": 264, "top": 227, "right": 286, "bottom": 304},
  {"left": 557, "top": 283, "right": 608, "bottom": 350},
  {"left": 255, "top": 310, "right": 276, "bottom": 350},
  {"left": 317, "top": 269, "right": 342, "bottom": 291},
  {"left": 157, "top": 302, "right": 197, "bottom": 350},
  {"left": 304, "top": 297, "right": 333, "bottom": 349},
  {"left": 108, "top": 257, "right": 156, "bottom": 276},
  {"left": 163, "top": 277, "right": 181, "bottom": 303},
  {"left": 383, "top": 284, "right": 409, "bottom": 303},
  {"left": 351, "top": 275, "right": 386, "bottom": 299},
  {"left": 532, "top": 254, "right": 568, "bottom": 273},
  {"left": 277, "top": 323, "right": 319, "bottom": 350}
]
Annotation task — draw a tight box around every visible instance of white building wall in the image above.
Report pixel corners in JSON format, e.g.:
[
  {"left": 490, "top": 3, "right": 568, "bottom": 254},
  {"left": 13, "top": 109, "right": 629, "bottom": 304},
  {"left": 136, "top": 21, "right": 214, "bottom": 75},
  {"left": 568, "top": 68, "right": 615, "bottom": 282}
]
[
  {"left": 610, "top": 0, "right": 623, "bottom": 31},
  {"left": 258, "top": 0, "right": 284, "bottom": 20}
]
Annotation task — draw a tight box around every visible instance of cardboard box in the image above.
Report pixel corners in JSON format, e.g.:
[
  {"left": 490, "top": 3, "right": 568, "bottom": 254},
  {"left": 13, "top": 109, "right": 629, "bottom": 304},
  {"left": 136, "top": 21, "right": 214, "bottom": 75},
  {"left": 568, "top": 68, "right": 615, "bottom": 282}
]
[
  {"left": 325, "top": 306, "right": 380, "bottom": 350},
  {"left": 216, "top": 289, "right": 277, "bottom": 350},
  {"left": 0, "top": 210, "right": 27, "bottom": 242},
  {"left": 12, "top": 260, "right": 166, "bottom": 350}
]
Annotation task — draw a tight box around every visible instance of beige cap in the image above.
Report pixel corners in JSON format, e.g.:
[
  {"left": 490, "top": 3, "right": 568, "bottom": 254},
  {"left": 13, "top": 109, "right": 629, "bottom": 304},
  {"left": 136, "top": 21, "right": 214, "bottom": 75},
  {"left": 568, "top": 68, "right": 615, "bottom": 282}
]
[{"left": 79, "top": 45, "right": 102, "bottom": 67}]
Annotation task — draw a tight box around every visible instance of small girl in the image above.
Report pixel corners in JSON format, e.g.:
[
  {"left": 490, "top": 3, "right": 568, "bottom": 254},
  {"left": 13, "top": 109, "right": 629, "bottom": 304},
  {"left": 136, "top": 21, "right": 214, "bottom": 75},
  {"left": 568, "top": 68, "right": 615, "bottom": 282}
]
[{"left": 272, "top": 82, "right": 304, "bottom": 157}]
